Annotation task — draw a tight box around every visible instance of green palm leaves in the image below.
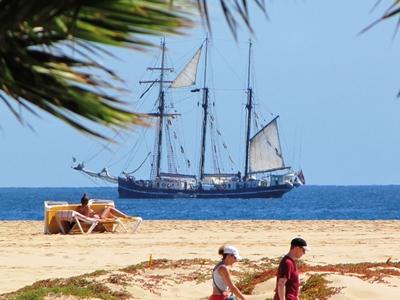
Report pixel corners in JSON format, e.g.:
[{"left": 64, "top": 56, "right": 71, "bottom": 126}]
[
  {"left": 0, "top": 0, "right": 193, "bottom": 139},
  {"left": 0, "top": 0, "right": 265, "bottom": 139}
]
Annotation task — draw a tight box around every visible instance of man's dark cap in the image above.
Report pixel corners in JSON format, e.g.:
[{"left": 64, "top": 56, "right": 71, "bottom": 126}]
[{"left": 291, "top": 237, "right": 310, "bottom": 251}]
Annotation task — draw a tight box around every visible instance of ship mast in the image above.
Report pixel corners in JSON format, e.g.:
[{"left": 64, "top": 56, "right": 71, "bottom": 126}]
[
  {"left": 198, "top": 36, "right": 209, "bottom": 181},
  {"left": 140, "top": 38, "right": 172, "bottom": 179},
  {"left": 244, "top": 39, "right": 253, "bottom": 180}
]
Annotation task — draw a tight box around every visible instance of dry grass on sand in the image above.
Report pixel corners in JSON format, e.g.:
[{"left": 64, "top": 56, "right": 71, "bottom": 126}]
[{"left": 2, "top": 258, "right": 400, "bottom": 300}]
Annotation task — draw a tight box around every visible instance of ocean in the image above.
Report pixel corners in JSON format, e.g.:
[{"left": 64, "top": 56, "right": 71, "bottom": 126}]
[{"left": 0, "top": 185, "right": 399, "bottom": 220}]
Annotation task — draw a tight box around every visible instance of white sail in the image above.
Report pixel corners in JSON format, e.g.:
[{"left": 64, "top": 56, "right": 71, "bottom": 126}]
[
  {"left": 170, "top": 46, "right": 202, "bottom": 88},
  {"left": 249, "top": 117, "right": 285, "bottom": 173}
]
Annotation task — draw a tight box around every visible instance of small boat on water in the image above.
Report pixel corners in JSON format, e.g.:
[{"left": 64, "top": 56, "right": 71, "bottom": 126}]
[{"left": 73, "top": 38, "right": 305, "bottom": 199}]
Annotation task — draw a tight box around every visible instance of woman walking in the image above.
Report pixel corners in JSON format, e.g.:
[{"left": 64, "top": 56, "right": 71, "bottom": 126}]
[{"left": 210, "top": 245, "right": 247, "bottom": 300}]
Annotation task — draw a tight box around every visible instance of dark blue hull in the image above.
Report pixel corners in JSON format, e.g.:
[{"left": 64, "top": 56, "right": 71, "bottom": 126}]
[{"left": 118, "top": 178, "right": 293, "bottom": 199}]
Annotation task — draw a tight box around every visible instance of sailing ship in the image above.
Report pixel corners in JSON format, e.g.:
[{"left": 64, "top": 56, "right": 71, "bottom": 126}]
[{"left": 73, "top": 38, "right": 305, "bottom": 199}]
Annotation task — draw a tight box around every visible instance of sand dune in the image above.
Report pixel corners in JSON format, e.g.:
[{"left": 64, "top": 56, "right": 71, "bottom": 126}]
[{"left": 0, "top": 220, "right": 399, "bottom": 299}]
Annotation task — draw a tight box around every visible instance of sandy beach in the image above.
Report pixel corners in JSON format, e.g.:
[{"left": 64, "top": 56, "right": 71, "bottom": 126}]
[{"left": 1, "top": 220, "right": 399, "bottom": 299}]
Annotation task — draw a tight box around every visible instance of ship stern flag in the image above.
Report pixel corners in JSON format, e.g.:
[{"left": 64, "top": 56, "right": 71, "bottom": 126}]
[{"left": 297, "top": 170, "right": 306, "bottom": 185}]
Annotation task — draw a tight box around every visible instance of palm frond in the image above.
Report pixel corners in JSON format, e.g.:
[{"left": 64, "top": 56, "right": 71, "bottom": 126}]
[
  {"left": 197, "top": 0, "right": 267, "bottom": 37},
  {"left": 0, "top": 0, "right": 195, "bottom": 139},
  {"left": 0, "top": 0, "right": 266, "bottom": 139},
  {"left": 361, "top": 1, "right": 400, "bottom": 34}
]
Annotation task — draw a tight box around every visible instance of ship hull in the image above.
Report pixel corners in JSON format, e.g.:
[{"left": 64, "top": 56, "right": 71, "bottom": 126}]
[{"left": 118, "top": 178, "right": 293, "bottom": 199}]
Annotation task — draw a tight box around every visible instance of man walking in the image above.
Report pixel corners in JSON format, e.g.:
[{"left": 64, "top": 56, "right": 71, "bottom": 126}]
[{"left": 273, "top": 237, "right": 309, "bottom": 300}]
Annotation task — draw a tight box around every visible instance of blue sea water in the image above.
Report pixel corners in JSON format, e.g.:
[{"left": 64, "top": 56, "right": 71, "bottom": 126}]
[{"left": 0, "top": 185, "right": 399, "bottom": 220}]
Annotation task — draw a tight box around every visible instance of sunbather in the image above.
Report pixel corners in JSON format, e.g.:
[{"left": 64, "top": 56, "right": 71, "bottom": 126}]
[{"left": 77, "top": 193, "right": 129, "bottom": 220}]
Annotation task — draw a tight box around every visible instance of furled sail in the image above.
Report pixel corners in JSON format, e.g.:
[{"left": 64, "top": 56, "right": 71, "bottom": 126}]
[
  {"left": 249, "top": 116, "right": 285, "bottom": 173},
  {"left": 170, "top": 46, "right": 202, "bottom": 88}
]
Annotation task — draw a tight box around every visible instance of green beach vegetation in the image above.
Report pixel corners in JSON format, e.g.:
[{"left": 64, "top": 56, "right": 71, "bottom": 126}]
[{"left": 2, "top": 258, "right": 399, "bottom": 299}]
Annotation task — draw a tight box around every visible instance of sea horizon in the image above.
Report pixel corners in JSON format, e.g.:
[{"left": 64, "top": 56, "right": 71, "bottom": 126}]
[
  {"left": 2, "top": 184, "right": 400, "bottom": 188},
  {"left": 1, "top": 185, "right": 399, "bottom": 221}
]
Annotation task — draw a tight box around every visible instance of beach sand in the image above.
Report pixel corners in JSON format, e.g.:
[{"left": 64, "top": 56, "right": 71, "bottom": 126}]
[{"left": 0, "top": 220, "right": 399, "bottom": 299}]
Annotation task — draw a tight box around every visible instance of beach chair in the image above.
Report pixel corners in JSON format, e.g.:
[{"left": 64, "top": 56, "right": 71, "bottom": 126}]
[
  {"left": 89, "top": 199, "right": 142, "bottom": 233},
  {"left": 56, "top": 210, "right": 132, "bottom": 234},
  {"left": 44, "top": 201, "right": 72, "bottom": 234},
  {"left": 44, "top": 200, "right": 142, "bottom": 234},
  {"left": 55, "top": 210, "right": 99, "bottom": 234}
]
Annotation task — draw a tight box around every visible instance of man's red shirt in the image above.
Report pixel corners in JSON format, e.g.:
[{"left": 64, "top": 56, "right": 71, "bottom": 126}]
[{"left": 273, "top": 255, "right": 299, "bottom": 300}]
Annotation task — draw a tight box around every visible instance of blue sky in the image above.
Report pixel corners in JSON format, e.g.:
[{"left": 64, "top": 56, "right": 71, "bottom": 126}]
[{"left": 1, "top": 0, "right": 400, "bottom": 187}]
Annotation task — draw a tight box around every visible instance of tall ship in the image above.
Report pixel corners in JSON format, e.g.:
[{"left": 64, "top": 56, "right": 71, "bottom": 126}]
[{"left": 73, "top": 38, "right": 305, "bottom": 198}]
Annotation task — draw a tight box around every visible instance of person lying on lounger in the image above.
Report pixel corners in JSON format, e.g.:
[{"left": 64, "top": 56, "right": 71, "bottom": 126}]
[{"left": 77, "top": 193, "right": 129, "bottom": 220}]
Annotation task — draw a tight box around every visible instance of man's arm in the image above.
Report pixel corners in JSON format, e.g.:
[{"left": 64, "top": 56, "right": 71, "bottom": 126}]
[{"left": 277, "top": 277, "right": 287, "bottom": 300}]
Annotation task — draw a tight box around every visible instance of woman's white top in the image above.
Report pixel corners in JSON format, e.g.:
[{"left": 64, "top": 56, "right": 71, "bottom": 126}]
[{"left": 213, "top": 263, "right": 228, "bottom": 292}]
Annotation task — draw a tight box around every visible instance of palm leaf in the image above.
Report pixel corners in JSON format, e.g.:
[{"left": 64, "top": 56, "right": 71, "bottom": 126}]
[
  {"left": 196, "top": 0, "right": 267, "bottom": 38},
  {"left": 0, "top": 0, "right": 194, "bottom": 139},
  {"left": 0, "top": 0, "right": 265, "bottom": 139}
]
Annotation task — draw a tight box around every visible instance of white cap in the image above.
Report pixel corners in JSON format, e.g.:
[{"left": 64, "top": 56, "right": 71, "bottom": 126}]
[{"left": 224, "top": 245, "right": 242, "bottom": 260}]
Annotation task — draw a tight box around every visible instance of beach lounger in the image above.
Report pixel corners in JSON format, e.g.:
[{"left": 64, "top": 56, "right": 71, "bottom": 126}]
[
  {"left": 44, "top": 201, "right": 71, "bottom": 234},
  {"left": 89, "top": 199, "right": 142, "bottom": 233},
  {"left": 44, "top": 199, "right": 142, "bottom": 234},
  {"left": 55, "top": 210, "right": 135, "bottom": 234},
  {"left": 56, "top": 210, "right": 99, "bottom": 234}
]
